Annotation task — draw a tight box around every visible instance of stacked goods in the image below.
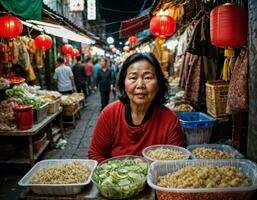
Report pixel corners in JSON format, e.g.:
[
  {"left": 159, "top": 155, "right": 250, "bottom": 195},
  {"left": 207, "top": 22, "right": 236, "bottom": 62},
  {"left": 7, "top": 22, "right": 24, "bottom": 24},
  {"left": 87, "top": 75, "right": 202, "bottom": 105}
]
[
  {"left": 0, "top": 98, "right": 23, "bottom": 130},
  {"left": 30, "top": 161, "right": 92, "bottom": 184},
  {"left": 61, "top": 95, "right": 80, "bottom": 116},
  {"left": 37, "top": 91, "right": 62, "bottom": 114},
  {"left": 5, "top": 76, "right": 25, "bottom": 85},
  {"left": 0, "top": 77, "right": 9, "bottom": 89},
  {"left": 157, "top": 165, "right": 251, "bottom": 189},
  {"left": 5, "top": 85, "right": 45, "bottom": 110}
]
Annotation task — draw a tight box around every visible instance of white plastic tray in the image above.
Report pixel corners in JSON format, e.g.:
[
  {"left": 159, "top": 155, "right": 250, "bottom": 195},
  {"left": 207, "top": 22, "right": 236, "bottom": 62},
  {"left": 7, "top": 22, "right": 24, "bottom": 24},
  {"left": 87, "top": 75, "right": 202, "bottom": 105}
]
[
  {"left": 142, "top": 144, "right": 192, "bottom": 163},
  {"left": 18, "top": 159, "right": 98, "bottom": 195},
  {"left": 187, "top": 144, "right": 244, "bottom": 159},
  {"left": 147, "top": 159, "right": 257, "bottom": 196}
]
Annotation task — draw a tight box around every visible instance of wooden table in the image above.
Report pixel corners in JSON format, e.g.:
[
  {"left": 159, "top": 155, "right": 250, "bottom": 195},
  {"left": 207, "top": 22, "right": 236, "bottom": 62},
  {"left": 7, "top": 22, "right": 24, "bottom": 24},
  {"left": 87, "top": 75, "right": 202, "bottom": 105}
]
[
  {"left": 20, "top": 183, "right": 156, "bottom": 200},
  {"left": 0, "top": 107, "right": 63, "bottom": 166}
]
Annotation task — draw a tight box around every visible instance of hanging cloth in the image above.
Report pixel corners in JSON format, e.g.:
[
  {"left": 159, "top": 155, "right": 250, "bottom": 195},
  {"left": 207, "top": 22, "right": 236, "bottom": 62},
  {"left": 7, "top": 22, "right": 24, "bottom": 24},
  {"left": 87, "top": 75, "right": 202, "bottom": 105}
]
[{"left": 226, "top": 48, "right": 248, "bottom": 114}]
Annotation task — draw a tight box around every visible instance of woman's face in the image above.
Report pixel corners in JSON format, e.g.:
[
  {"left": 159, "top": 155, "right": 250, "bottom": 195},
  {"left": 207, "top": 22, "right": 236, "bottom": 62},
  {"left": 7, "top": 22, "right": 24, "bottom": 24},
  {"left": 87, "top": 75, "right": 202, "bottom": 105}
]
[{"left": 125, "top": 60, "right": 159, "bottom": 107}]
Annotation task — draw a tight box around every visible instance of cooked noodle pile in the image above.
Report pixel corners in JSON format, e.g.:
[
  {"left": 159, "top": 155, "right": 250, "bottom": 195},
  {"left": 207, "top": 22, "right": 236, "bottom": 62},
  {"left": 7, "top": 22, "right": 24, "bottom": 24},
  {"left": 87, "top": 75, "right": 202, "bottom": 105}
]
[{"left": 30, "top": 161, "right": 92, "bottom": 184}]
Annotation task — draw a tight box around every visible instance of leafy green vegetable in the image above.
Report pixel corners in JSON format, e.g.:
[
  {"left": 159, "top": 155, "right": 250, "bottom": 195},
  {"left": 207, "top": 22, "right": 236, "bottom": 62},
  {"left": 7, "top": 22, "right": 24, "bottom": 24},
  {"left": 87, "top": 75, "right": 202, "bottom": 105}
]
[{"left": 92, "top": 158, "right": 148, "bottom": 199}]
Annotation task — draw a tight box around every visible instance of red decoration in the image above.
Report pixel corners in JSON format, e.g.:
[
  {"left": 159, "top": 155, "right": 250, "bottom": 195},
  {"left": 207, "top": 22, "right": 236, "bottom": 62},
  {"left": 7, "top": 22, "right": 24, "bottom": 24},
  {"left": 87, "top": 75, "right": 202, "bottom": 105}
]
[
  {"left": 149, "top": 15, "right": 176, "bottom": 39},
  {"left": 210, "top": 3, "right": 247, "bottom": 48},
  {"left": 62, "top": 44, "right": 73, "bottom": 55},
  {"left": 0, "top": 15, "right": 23, "bottom": 38},
  {"left": 123, "top": 46, "right": 130, "bottom": 52},
  {"left": 71, "top": 48, "right": 80, "bottom": 57},
  {"left": 128, "top": 36, "right": 138, "bottom": 45},
  {"left": 34, "top": 34, "right": 52, "bottom": 50}
]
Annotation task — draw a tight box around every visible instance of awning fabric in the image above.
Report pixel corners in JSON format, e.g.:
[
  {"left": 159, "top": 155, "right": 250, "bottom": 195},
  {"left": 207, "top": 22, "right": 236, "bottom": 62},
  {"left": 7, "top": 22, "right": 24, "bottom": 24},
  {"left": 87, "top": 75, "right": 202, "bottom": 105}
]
[
  {"left": 0, "top": 0, "right": 42, "bottom": 20},
  {"left": 119, "top": 15, "right": 150, "bottom": 39},
  {"left": 27, "top": 20, "right": 95, "bottom": 44}
]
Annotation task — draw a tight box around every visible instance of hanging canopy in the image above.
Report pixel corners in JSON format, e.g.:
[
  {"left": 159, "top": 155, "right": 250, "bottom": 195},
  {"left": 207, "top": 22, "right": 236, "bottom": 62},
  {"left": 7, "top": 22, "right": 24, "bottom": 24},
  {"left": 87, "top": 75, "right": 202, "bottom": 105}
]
[{"left": 0, "top": 0, "right": 42, "bottom": 20}]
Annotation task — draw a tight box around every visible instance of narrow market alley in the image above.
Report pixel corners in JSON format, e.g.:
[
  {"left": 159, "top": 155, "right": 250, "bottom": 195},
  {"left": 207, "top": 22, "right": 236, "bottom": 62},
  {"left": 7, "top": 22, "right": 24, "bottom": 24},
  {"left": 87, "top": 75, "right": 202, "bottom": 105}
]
[{"left": 0, "top": 91, "right": 113, "bottom": 200}]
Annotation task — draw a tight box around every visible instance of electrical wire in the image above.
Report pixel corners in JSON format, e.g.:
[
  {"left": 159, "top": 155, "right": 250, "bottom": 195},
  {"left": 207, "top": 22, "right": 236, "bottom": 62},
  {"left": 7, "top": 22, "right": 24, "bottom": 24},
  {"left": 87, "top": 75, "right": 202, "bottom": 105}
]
[{"left": 99, "top": 6, "right": 140, "bottom": 14}]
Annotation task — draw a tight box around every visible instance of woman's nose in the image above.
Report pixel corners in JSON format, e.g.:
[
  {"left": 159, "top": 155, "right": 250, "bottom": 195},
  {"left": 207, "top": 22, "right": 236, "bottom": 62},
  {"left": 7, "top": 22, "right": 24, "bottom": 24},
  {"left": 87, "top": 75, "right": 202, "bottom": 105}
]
[{"left": 136, "top": 78, "right": 145, "bottom": 88}]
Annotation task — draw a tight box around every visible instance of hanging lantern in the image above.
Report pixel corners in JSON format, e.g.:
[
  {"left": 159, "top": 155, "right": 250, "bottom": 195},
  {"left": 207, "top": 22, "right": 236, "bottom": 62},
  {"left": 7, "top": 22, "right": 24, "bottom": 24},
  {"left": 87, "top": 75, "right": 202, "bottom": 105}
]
[
  {"left": 71, "top": 48, "right": 80, "bottom": 57},
  {"left": 62, "top": 44, "right": 73, "bottom": 55},
  {"left": 128, "top": 36, "right": 138, "bottom": 45},
  {"left": 123, "top": 45, "right": 130, "bottom": 52},
  {"left": 34, "top": 34, "right": 52, "bottom": 50},
  {"left": 0, "top": 15, "right": 23, "bottom": 38},
  {"left": 150, "top": 14, "right": 176, "bottom": 39},
  {"left": 210, "top": 3, "right": 247, "bottom": 48}
]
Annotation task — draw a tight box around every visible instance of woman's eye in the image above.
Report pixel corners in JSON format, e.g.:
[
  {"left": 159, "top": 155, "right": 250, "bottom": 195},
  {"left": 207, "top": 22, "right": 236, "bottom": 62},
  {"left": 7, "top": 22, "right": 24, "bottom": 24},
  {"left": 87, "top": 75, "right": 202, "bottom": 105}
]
[
  {"left": 129, "top": 77, "right": 136, "bottom": 80},
  {"left": 145, "top": 76, "right": 152, "bottom": 80}
]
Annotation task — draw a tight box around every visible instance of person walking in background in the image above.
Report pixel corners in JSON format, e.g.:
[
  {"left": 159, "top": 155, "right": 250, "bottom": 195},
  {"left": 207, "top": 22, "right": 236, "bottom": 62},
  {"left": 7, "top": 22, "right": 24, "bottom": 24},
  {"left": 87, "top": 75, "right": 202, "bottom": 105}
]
[
  {"left": 93, "top": 59, "right": 102, "bottom": 90},
  {"left": 96, "top": 58, "right": 114, "bottom": 110},
  {"left": 109, "top": 60, "right": 117, "bottom": 99},
  {"left": 84, "top": 57, "right": 94, "bottom": 95},
  {"left": 72, "top": 55, "right": 88, "bottom": 100},
  {"left": 53, "top": 57, "right": 76, "bottom": 94}
]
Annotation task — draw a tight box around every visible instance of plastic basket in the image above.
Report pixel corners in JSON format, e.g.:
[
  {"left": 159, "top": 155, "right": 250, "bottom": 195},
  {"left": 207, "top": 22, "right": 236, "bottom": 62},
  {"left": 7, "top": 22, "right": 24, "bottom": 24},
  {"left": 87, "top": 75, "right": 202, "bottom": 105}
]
[
  {"left": 206, "top": 80, "right": 229, "bottom": 117},
  {"left": 187, "top": 144, "right": 244, "bottom": 159},
  {"left": 176, "top": 112, "right": 216, "bottom": 145},
  {"left": 147, "top": 159, "right": 257, "bottom": 200}
]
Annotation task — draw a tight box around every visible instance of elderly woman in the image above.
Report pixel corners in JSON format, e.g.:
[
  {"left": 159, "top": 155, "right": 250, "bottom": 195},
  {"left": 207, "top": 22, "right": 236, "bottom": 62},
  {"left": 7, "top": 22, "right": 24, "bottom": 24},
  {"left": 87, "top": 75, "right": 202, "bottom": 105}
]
[{"left": 88, "top": 53, "right": 184, "bottom": 163}]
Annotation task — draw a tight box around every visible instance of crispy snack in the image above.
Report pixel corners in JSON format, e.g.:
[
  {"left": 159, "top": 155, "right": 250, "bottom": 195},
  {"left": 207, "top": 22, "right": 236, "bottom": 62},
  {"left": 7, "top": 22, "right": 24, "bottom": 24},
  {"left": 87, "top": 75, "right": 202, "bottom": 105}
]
[
  {"left": 192, "top": 147, "right": 236, "bottom": 159},
  {"left": 30, "top": 161, "right": 92, "bottom": 184},
  {"left": 146, "top": 147, "right": 187, "bottom": 160},
  {"left": 157, "top": 165, "right": 251, "bottom": 189}
]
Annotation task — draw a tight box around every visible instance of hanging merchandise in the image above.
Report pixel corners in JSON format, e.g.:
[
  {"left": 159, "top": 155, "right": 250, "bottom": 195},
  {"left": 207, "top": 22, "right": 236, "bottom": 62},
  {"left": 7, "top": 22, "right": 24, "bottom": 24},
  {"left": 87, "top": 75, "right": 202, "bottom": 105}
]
[
  {"left": 34, "top": 34, "right": 53, "bottom": 51},
  {"left": 62, "top": 44, "right": 73, "bottom": 55},
  {"left": 0, "top": 15, "right": 23, "bottom": 38},
  {"left": 150, "top": 10, "right": 176, "bottom": 39},
  {"left": 128, "top": 36, "right": 138, "bottom": 45},
  {"left": 210, "top": 3, "right": 247, "bottom": 48},
  {"left": 70, "top": 48, "right": 80, "bottom": 58}
]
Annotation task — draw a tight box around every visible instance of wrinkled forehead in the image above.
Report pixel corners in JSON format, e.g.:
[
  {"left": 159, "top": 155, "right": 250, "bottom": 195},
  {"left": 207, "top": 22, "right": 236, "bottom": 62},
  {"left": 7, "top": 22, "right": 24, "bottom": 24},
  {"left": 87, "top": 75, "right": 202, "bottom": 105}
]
[{"left": 126, "top": 60, "right": 155, "bottom": 74}]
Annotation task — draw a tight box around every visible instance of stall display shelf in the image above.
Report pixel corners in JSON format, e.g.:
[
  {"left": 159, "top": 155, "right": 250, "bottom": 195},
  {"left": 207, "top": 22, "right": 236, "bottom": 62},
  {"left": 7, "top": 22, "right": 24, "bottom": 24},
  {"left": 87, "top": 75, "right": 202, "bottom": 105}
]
[
  {"left": 0, "top": 107, "right": 63, "bottom": 166},
  {"left": 62, "top": 107, "right": 81, "bottom": 127}
]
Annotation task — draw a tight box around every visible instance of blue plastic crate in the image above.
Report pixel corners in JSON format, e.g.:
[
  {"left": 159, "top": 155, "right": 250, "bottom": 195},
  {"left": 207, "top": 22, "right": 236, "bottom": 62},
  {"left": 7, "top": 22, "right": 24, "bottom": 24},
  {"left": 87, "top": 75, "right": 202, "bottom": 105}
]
[{"left": 176, "top": 112, "right": 216, "bottom": 128}]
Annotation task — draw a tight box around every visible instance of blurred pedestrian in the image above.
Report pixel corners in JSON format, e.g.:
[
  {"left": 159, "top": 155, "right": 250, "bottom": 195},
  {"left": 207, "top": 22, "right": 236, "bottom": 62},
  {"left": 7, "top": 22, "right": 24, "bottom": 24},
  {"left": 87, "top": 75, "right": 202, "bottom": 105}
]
[
  {"left": 96, "top": 58, "right": 114, "bottom": 110},
  {"left": 72, "top": 55, "right": 88, "bottom": 99},
  {"left": 93, "top": 59, "right": 101, "bottom": 90},
  {"left": 84, "top": 57, "right": 94, "bottom": 95},
  {"left": 53, "top": 57, "right": 76, "bottom": 94},
  {"left": 109, "top": 60, "right": 117, "bottom": 99}
]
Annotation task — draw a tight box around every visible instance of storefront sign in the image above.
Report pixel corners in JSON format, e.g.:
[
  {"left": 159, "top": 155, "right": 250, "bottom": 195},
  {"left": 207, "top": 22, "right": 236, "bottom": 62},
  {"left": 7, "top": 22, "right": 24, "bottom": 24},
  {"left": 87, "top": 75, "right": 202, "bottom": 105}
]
[
  {"left": 87, "top": 0, "right": 96, "bottom": 20},
  {"left": 70, "top": 0, "right": 85, "bottom": 12}
]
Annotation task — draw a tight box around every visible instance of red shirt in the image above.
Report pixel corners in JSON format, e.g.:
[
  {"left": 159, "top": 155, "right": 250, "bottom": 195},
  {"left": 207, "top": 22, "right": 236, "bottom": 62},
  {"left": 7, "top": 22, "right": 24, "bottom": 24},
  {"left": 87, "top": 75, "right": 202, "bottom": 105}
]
[
  {"left": 88, "top": 100, "right": 184, "bottom": 163},
  {"left": 85, "top": 62, "right": 93, "bottom": 76}
]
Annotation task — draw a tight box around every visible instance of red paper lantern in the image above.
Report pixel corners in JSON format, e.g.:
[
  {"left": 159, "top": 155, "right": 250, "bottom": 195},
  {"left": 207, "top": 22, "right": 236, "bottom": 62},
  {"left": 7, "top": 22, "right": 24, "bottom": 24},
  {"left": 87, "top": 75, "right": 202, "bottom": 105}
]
[
  {"left": 34, "top": 34, "right": 52, "bottom": 50},
  {"left": 71, "top": 48, "right": 80, "bottom": 57},
  {"left": 150, "top": 15, "right": 176, "bottom": 39},
  {"left": 210, "top": 3, "right": 247, "bottom": 48},
  {"left": 123, "top": 46, "right": 130, "bottom": 52},
  {"left": 62, "top": 44, "right": 73, "bottom": 55},
  {"left": 128, "top": 36, "right": 138, "bottom": 45},
  {"left": 0, "top": 15, "right": 23, "bottom": 38}
]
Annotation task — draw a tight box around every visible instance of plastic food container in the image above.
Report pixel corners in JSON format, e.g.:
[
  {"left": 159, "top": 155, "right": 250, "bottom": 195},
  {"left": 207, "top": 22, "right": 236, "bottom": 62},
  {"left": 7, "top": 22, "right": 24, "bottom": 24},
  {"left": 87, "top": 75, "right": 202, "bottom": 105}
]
[
  {"left": 147, "top": 159, "right": 257, "bottom": 200},
  {"left": 33, "top": 103, "right": 48, "bottom": 123},
  {"left": 187, "top": 144, "right": 244, "bottom": 159},
  {"left": 13, "top": 105, "right": 33, "bottom": 130},
  {"left": 92, "top": 155, "right": 148, "bottom": 199},
  {"left": 142, "top": 144, "right": 192, "bottom": 163},
  {"left": 18, "top": 159, "right": 97, "bottom": 195},
  {"left": 176, "top": 112, "right": 216, "bottom": 145}
]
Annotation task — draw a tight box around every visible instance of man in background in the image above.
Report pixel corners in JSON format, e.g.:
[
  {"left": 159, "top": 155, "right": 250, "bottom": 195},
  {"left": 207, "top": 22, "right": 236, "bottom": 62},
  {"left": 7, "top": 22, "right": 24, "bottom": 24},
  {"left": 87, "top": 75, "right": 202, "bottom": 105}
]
[
  {"left": 72, "top": 55, "right": 88, "bottom": 100},
  {"left": 53, "top": 57, "right": 76, "bottom": 94},
  {"left": 84, "top": 57, "right": 93, "bottom": 95}
]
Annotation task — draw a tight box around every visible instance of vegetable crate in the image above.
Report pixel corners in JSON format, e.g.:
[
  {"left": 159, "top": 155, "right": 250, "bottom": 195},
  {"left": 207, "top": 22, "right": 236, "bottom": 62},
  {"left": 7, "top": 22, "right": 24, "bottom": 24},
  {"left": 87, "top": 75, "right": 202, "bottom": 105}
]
[
  {"left": 33, "top": 103, "right": 48, "bottom": 123},
  {"left": 206, "top": 80, "right": 229, "bottom": 117},
  {"left": 62, "top": 102, "right": 80, "bottom": 116},
  {"left": 176, "top": 112, "right": 216, "bottom": 145},
  {"left": 48, "top": 98, "right": 61, "bottom": 114}
]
